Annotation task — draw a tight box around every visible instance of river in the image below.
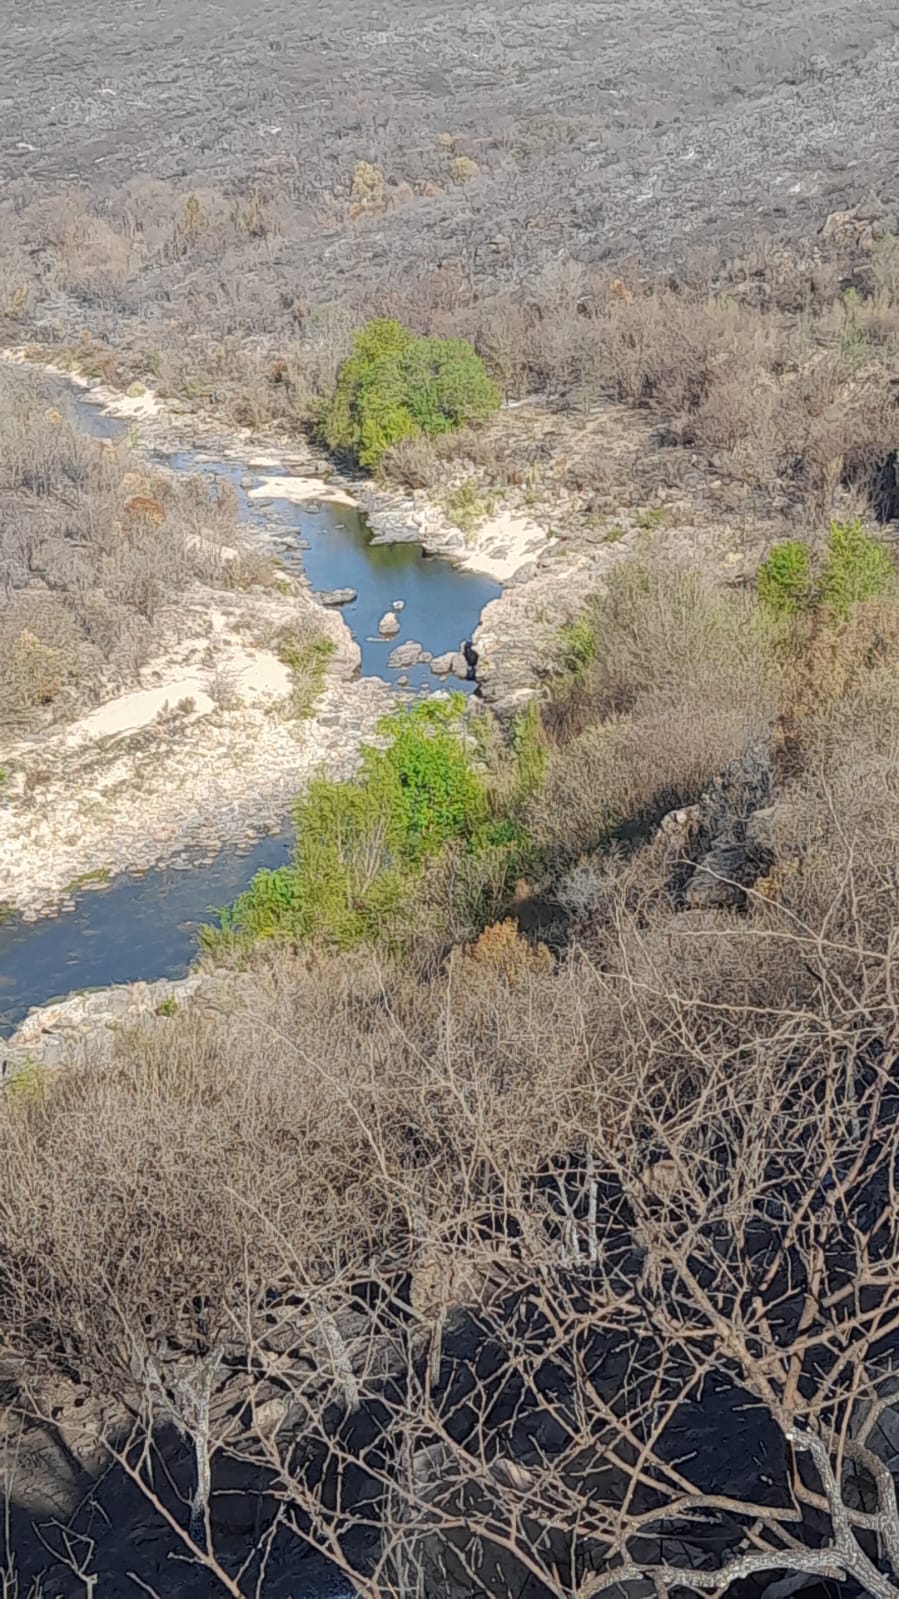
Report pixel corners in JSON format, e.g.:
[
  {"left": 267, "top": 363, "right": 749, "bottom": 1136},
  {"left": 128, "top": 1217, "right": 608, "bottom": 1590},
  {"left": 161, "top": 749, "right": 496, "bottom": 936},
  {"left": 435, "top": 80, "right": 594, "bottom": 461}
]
[{"left": 0, "top": 391, "right": 500, "bottom": 1035}]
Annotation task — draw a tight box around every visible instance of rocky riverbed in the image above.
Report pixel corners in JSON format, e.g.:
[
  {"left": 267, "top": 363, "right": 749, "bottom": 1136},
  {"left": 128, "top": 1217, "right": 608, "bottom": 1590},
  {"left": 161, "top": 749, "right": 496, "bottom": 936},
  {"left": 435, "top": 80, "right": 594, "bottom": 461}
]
[{"left": 0, "top": 571, "right": 390, "bottom": 920}]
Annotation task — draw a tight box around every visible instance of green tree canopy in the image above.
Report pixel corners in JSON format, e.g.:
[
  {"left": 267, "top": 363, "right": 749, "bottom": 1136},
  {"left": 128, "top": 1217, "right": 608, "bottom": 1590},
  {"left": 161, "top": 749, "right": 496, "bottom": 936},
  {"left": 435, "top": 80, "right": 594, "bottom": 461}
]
[{"left": 321, "top": 318, "right": 500, "bottom": 467}]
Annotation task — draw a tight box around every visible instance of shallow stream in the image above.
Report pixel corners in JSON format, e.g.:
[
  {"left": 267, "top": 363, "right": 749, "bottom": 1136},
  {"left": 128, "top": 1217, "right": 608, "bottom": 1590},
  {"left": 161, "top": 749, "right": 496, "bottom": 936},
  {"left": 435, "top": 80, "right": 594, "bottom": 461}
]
[{"left": 0, "top": 392, "right": 499, "bottom": 1035}]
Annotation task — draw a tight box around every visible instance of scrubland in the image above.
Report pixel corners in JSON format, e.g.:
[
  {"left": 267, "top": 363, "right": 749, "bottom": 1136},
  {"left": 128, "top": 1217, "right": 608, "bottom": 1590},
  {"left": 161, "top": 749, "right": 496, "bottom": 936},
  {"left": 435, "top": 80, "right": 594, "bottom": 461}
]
[{"left": 3, "top": 2, "right": 899, "bottom": 1590}]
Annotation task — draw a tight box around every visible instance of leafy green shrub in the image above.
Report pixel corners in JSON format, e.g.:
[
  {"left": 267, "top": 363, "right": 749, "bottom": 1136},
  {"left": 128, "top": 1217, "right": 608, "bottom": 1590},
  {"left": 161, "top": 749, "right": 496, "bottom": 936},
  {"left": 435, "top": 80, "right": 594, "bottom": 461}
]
[
  {"left": 205, "top": 698, "right": 515, "bottom": 952},
  {"left": 820, "top": 517, "right": 895, "bottom": 617},
  {"left": 757, "top": 539, "right": 813, "bottom": 617},
  {"left": 557, "top": 616, "right": 598, "bottom": 679},
  {"left": 758, "top": 523, "right": 894, "bottom": 623},
  {"left": 320, "top": 319, "right": 500, "bottom": 468}
]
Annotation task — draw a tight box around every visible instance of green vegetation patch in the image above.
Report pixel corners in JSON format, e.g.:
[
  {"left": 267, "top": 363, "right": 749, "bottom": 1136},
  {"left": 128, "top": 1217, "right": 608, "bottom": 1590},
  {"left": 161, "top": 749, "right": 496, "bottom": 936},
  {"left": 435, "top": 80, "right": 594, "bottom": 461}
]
[
  {"left": 444, "top": 478, "right": 497, "bottom": 539},
  {"left": 758, "top": 520, "right": 895, "bottom": 620},
  {"left": 556, "top": 615, "right": 599, "bottom": 681},
  {"left": 820, "top": 517, "right": 895, "bottom": 616},
  {"left": 757, "top": 539, "right": 813, "bottom": 617},
  {"left": 61, "top": 867, "right": 111, "bottom": 896},
  {"left": 320, "top": 318, "right": 500, "bottom": 469},
  {"left": 204, "top": 697, "right": 521, "bottom": 953},
  {"left": 276, "top": 633, "right": 334, "bottom": 718}
]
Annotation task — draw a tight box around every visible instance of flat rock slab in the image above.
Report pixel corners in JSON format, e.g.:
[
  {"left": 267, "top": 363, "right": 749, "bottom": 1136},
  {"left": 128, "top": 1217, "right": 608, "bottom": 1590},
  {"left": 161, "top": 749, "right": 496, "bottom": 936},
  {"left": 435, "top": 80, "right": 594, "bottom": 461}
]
[{"left": 387, "top": 640, "right": 431, "bottom": 668}]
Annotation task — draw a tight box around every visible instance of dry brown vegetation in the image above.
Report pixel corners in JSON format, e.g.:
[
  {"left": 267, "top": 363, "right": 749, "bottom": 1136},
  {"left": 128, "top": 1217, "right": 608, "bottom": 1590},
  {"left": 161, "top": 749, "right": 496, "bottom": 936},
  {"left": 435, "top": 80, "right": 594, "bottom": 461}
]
[
  {"left": 0, "top": 744, "right": 897, "bottom": 1595},
  {"left": 530, "top": 561, "right": 774, "bottom": 858},
  {"left": 0, "top": 366, "right": 280, "bottom": 732},
  {"left": 4, "top": 545, "right": 899, "bottom": 1593},
  {"left": 2, "top": 185, "right": 899, "bottom": 532},
  {"left": 3, "top": 152, "right": 899, "bottom": 1596}
]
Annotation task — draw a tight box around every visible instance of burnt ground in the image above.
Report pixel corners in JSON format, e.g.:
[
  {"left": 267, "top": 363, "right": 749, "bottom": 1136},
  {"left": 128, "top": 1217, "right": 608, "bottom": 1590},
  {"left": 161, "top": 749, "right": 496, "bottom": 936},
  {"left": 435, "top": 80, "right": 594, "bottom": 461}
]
[{"left": 2, "top": 0, "right": 899, "bottom": 300}]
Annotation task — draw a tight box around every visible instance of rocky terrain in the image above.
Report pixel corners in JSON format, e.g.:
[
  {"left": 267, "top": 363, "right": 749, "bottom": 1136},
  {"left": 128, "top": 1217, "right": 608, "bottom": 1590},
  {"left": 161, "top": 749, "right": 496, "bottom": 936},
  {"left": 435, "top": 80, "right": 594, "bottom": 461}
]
[{"left": 3, "top": 0, "right": 898, "bottom": 291}]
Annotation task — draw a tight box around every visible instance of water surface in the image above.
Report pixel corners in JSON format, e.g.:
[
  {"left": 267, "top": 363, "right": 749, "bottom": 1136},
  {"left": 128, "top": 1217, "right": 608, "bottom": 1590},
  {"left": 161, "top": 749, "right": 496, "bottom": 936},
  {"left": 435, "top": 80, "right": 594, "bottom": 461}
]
[{"left": 1, "top": 393, "right": 499, "bottom": 1030}]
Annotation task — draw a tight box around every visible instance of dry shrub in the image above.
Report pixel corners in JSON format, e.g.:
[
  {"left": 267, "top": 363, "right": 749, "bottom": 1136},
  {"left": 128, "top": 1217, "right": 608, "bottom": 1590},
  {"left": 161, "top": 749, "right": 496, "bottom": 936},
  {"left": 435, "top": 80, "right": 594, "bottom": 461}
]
[
  {"left": 0, "top": 247, "right": 34, "bottom": 321},
  {"left": 570, "top": 558, "right": 766, "bottom": 722},
  {"left": 349, "top": 160, "right": 386, "bottom": 211},
  {"left": 532, "top": 693, "right": 761, "bottom": 859},
  {"left": 53, "top": 216, "right": 135, "bottom": 303},
  {"left": 123, "top": 492, "right": 165, "bottom": 525},
  {"left": 448, "top": 155, "right": 479, "bottom": 185},
  {"left": 0, "top": 367, "right": 272, "bottom": 728},
  {"left": 0, "top": 397, "right": 99, "bottom": 499},
  {"left": 0, "top": 944, "right": 588, "bottom": 1383},
  {"left": 464, "top": 918, "right": 554, "bottom": 984},
  {"left": 478, "top": 300, "right": 541, "bottom": 396},
  {"left": 685, "top": 359, "right": 779, "bottom": 461},
  {"left": 380, "top": 433, "right": 442, "bottom": 489},
  {"left": 3, "top": 647, "right": 899, "bottom": 1591},
  {"left": 533, "top": 560, "right": 772, "bottom": 855}
]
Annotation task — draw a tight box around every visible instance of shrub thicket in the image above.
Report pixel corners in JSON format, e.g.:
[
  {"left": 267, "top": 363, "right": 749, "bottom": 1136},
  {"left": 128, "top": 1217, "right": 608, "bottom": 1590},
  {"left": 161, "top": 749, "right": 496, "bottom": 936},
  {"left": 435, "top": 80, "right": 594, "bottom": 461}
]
[
  {"left": 206, "top": 697, "right": 522, "bottom": 952},
  {"left": 0, "top": 369, "right": 295, "bottom": 730},
  {"left": 320, "top": 317, "right": 500, "bottom": 467},
  {"left": 820, "top": 515, "right": 896, "bottom": 615}
]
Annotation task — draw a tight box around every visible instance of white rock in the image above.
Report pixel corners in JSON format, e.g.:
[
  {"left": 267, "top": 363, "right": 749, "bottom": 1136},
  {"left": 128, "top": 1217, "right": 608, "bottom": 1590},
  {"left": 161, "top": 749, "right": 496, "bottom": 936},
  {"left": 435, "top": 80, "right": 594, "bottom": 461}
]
[{"left": 378, "top": 611, "right": 401, "bottom": 637}]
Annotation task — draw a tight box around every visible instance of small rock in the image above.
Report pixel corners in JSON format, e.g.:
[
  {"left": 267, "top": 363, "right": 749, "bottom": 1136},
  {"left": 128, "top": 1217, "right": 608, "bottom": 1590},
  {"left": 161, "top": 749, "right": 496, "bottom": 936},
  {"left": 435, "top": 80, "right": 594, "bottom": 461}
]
[
  {"left": 240, "top": 475, "right": 254, "bottom": 489},
  {"left": 685, "top": 843, "right": 749, "bottom": 909},
  {"left": 392, "top": 598, "right": 405, "bottom": 610},
  {"left": 397, "top": 675, "right": 409, "bottom": 686},
  {"left": 378, "top": 611, "right": 401, "bottom": 637},
  {"left": 316, "top": 588, "right": 358, "bottom": 607},
  {"left": 658, "top": 805, "right": 703, "bottom": 850}
]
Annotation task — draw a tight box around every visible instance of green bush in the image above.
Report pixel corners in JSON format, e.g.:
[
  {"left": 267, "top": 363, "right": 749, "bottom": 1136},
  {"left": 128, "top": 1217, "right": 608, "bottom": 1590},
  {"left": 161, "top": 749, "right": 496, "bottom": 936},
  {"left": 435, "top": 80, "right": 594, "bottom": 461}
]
[
  {"left": 758, "top": 523, "right": 895, "bottom": 622},
  {"left": 511, "top": 700, "right": 548, "bottom": 802},
  {"left": 205, "top": 698, "right": 517, "bottom": 952},
  {"left": 557, "top": 616, "right": 598, "bottom": 679},
  {"left": 320, "top": 318, "right": 500, "bottom": 468},
  {"left": 757, "top": 539, "right": 813, "bottom": 617},
  {"left": 820, "top": 517, "right": 895, "bottom": 617}
]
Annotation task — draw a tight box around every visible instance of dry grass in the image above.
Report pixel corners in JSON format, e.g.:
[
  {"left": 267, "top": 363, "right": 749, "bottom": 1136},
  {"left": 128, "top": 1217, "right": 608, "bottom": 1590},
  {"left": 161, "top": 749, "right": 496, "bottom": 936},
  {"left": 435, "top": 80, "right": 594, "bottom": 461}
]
[{"left": 530, "top": 561, "right": 773, "bottom": 856}]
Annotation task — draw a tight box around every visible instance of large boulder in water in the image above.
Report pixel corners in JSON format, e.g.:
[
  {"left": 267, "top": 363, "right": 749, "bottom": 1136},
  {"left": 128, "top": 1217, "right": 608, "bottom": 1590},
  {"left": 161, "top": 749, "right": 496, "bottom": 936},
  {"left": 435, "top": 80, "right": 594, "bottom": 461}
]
[
  {"left": 387, "top": 640, "right": 430, "bottom": 669},
  {"left": 431, "top": 651, "right": 470, "bottom": 680}
]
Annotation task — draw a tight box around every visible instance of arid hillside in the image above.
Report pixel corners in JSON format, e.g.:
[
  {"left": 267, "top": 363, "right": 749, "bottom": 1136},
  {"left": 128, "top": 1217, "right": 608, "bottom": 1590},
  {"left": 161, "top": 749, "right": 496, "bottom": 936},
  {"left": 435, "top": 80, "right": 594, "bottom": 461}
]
[{"left": 3, "top": 0, "right": 899, "bottom": 305}]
